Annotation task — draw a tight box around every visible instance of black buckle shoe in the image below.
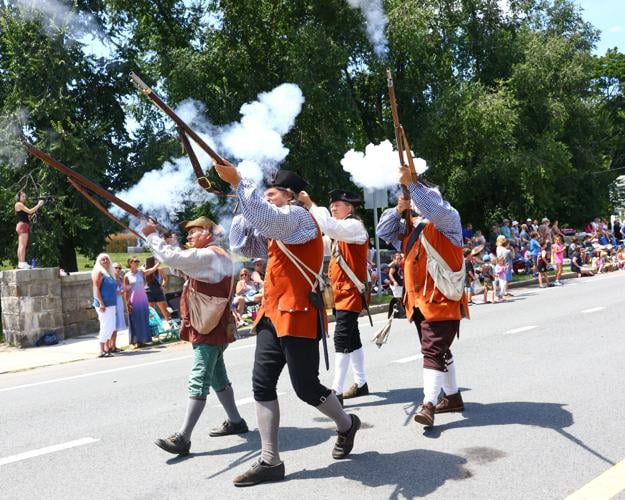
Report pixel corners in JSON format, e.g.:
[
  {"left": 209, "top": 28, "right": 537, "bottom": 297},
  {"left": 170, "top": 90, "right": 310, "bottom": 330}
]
[
  {"left": 343, "top": 383, "right": 369, "bottom": 399},
  {"left": 332, "top": 414, "right": 361, "bottom": 459},
  {"left": 233, "top": 459, "right": 285, "bottom": 487},
  {"left": 154, "top": 433, "right": 190, "bottom": 455},
  {"left": 209, "top": 418, "right": 249, "bottom": 437}
]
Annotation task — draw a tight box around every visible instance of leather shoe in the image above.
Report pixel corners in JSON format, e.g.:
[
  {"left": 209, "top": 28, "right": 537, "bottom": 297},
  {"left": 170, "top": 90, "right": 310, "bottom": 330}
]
[
  {"left": 332, "top": 414, "right": 361, "bottom": 459},
  {"left": 343, "top": 382, "right": 369, "bottom": 399},
  {"left": 154, "top": 433, "right": 190, "bottom": 455},
  {"left": 233, "top": 459, "right": 285, "bottom": 487},
  {"left": 414, "top": 402, "right": 435, "bottom": 427},
  {"left": 435, "top": 392, "right": 464, "bottom": 414},
  {"left": 209, "top": 418, "right": 249, "bottom": 437}
]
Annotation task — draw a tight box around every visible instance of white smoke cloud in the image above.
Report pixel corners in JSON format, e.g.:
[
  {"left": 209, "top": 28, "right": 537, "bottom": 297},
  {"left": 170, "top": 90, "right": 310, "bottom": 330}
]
[
  {"left": 347, "top": 0, "right": 389, "bottom": 59},
  {"left": 16, "top": 0, "right": 103, "bottom": 40},
  {"left": 113, "top": 83, "right": 305, "bottom": 227},
  {"left": 0, "top": 109, "right": 30, "bottom": 169},
  {"left": 340, "top": 139, "right": 428, "bottom": 190}
]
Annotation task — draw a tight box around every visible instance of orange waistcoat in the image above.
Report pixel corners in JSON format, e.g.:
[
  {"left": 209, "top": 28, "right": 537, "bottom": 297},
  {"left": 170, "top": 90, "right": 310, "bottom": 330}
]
[
  {"left": 402, "top": 222, "right": 466, "bottom": 322},
  {"left": 328, "top": 240, "right": 369, "bottom": 312},
  {"left": 255, "top": 231, "right": 328, "bottom": 339}
]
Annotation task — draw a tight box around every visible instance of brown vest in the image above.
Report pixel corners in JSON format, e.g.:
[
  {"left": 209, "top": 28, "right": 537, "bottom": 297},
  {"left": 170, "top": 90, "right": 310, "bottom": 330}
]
[
  {"left": 402, "top": 222, "right": 467, "bottom": 322},
  {"left": 254, "top": 227, "right": 327, "bottom": 339},
  {"left": 328, "top": 240, "right": 369, "bottom": 312},
  {"left": 179, "top": 247, "right": 235, "bottom": 345}
]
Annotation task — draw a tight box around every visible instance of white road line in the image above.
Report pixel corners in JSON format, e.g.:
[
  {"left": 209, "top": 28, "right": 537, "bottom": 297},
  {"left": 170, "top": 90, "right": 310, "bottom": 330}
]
[
  {"left": 582, "top": 307, "right": 605, "bottom": 314},
  {"left": 0, "top": 342, "right": 257, "bottom": 394},
  {"left": 504, "top": 325, "right": 538, "bottom": 335},
  {"left": 0, "top": 438, "right": 99, "bottom": 466},
  {"left": 393, "top": 355, "right": 423, "bottom": 364}
]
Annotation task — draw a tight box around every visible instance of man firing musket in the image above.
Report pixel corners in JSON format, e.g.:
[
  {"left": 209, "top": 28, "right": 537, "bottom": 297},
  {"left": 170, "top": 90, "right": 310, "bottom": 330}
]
[{"left": 376, "top": 70, "right": 469, "bottom": 430}]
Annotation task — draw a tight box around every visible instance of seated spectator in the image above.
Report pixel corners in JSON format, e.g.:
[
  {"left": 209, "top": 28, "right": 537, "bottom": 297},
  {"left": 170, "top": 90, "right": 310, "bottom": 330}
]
[
  {"left": 378, "top": 264, "right": 391, "bottom": 292},
  {"left": 616, "top": 247, "right": 625, "bottom": 270},
  {"left": 232, "top": 268, "right": 262, "bottom": 327},
  {"left": 250, "top": 258, "right": 265, "bottom": 284},
  {"left": 571, "top": 249, "right": 594, "bottom": 277}
]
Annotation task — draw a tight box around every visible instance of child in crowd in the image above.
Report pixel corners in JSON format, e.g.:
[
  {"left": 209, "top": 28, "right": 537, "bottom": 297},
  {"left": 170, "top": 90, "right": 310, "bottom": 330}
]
[
  {"left": 494, "top": 256, "right": 508, "bottom": 302},
  {"left": 464, "top": 248, "right": 476, "bottom": 305},
  {"left": 529, "top": 231, "right": 541, "bottom": 277},
  {"left": 552, "top": 236, "right": 565, "bottom": 285},
  {"left": 481, "top": 254, "right": 495, "bottom": 304},
  {"left": 537, "top": 246, "right": 550, "bottom": 288}
]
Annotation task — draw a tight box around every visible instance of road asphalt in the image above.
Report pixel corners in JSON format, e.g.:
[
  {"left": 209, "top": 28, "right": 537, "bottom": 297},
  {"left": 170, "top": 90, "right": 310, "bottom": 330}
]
[{"left": 1, "top": 271, "right": 623, "bottom": 499}]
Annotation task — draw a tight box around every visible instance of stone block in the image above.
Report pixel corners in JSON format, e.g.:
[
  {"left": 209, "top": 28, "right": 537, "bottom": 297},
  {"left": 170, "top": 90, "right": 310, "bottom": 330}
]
[
  {"left": 28, "top": 283, "right": 49, "bottom": 297},
  {"left": 0, "top": 284, "right": 18, "bottom": 297}
]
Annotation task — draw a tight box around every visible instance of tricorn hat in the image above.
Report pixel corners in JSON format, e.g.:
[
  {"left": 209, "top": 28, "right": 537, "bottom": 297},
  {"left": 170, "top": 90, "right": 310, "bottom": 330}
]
[
  {"left": 267, "top": 170, "right": 308, "bottom": 194},
  {"left": 329, "top": 189, "right": 362, "bottom": 206},
  {"left": 179, "top": 216, "right": 223, "bottom": 235}
]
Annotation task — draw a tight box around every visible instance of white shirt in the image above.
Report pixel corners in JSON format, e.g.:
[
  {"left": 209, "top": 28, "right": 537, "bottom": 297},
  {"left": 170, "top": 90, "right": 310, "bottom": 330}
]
[
  {"left": 309, "top": 205, "right": 368, "bottom": 244},
  {"left": 145, "top": 233, "right": 232, "bottom": 283}
]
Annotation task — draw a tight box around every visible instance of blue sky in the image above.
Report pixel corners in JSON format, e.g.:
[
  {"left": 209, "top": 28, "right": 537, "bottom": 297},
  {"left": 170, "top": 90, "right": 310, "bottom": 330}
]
[{"left": 574, "top": 0, "right": 625, "bottom": 53}]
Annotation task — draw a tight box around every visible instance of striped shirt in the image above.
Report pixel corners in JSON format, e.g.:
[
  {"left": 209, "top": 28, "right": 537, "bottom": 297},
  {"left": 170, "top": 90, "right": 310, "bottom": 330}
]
[
  {"left": 376, "top": 182, "right": 462, "bottom": 249},
  {"left": 229, "top": 179, "right": 318, "bottom": 258}
]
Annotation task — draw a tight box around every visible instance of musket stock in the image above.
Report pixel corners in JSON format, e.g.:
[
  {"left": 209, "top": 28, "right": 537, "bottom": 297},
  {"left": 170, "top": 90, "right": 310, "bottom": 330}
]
[
  {"left": 129, "top": 72, "right": 225, "bottom": 166},
  {"left": 23, "top": 142, "right": 170, "bottom": 236},
  {"left": 387, "top": 69, "right": 417, "bottom": 231}
]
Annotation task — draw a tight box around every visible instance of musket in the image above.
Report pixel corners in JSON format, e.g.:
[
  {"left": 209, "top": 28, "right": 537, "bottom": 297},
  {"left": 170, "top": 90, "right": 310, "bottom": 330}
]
[
  {"left": 67, "top": 178, "right": 144, "bottom": 240},
  {"left": 387, "top": 69, "right": 418, "bottom": 234},
  {"left": 129, "top": 71, "right": 234, "bottom": 198},
  {"left": 23, "top": 142, "right": 170, "bottom": 236}
]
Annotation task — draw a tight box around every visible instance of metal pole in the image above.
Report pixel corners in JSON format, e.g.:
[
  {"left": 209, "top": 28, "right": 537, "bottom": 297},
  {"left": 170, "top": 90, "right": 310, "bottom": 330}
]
[{"left": 372, "top": 202, "right": 383, "bottom": 295}]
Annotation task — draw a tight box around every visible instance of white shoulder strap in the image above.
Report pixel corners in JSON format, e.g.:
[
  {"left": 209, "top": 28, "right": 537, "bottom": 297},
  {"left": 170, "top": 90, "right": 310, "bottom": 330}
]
[
  {"left": 331, "top": 240, "right": 366, "bottom": 294},
  {"left": 275, "top": 240, "right": 324, "bottom": 292}
]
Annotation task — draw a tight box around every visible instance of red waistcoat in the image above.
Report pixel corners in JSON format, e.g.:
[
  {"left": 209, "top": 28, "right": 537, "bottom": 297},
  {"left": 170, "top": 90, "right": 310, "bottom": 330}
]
[
  {"left": 328, "top": 240, "right": 369, "bottom": 312},
  {"left": 254, "top": 229, "right": 328, "bottom": 339},
  {"left": 402, "top": 222, "right": 467, "bottom": 322}
]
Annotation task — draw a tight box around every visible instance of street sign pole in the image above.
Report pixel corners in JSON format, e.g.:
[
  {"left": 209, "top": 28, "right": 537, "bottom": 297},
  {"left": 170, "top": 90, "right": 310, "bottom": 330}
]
[{"left": 364, "top": 188, "right": 389, "bottom": 296}]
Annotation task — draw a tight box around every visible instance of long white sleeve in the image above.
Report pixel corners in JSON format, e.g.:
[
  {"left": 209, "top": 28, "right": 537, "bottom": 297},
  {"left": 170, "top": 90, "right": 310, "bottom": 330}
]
[{"left": 309, "top": 205, "right": 368, "bottom": 244}]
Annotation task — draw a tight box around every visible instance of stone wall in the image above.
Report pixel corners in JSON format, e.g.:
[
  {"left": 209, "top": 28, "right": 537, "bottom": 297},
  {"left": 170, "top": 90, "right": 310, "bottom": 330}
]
[
  {"left": 1, "top": 268, "right": 184, "bottom": 348},
  {"left": 1, "top": 268, "right": 64, "bottom": 347}
]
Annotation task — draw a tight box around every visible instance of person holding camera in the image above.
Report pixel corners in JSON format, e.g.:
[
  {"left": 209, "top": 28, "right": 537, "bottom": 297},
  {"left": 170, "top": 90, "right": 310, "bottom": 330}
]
[{"left": 14, "top": 191, "right": 44, "bottom": 269}]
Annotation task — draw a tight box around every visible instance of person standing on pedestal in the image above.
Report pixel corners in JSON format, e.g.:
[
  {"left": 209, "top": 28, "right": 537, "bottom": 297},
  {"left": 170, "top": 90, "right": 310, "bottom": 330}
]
[{"left": 14, "top": 191, "right": 43, "bottom": 269}]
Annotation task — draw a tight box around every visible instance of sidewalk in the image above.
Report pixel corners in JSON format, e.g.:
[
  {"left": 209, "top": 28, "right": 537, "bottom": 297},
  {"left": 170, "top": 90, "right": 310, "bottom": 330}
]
[
  {"left": 0, "top": 303, "right": 391, "bottom": 375},
  {"left": 0, "top": 273, "right": 575, "bottom": 375}
]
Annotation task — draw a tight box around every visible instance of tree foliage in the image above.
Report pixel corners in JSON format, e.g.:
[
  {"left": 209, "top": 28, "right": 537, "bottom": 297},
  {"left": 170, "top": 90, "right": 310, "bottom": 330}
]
[{"left": 1, "top": 0, "right": 624, "bottom": 268}]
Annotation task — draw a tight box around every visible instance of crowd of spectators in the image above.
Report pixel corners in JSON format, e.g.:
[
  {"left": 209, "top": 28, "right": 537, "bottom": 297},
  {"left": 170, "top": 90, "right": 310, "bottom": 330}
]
[{"left": 369, "top": 216, "right": 625, "bottom": 305}]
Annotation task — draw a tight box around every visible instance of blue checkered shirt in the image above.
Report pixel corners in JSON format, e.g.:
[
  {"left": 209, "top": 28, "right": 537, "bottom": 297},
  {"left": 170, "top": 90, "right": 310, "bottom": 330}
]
[
  {"left": 229, "top": 179, "right": 319, "bottom": 258},
  {"left": 376, "top": 182, "right": 462, "bottom": 250}
]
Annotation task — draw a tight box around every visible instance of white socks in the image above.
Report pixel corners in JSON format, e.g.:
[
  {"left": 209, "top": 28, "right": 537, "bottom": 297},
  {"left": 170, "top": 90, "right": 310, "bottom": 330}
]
[
  {"left": 332, "top": 352, "right": 350, "bottom": 395},
  {"left": 350, "top": 347, "right": 367, "bottom": 387},
  {"left": 422, "top": 368, "right": 445, "bottom": 405},
  {"left": 442, "top": 358, "right": 459, "bottom": 395}
]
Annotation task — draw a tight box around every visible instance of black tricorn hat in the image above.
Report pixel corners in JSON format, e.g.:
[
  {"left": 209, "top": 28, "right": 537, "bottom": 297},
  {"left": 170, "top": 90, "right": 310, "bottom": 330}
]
[
  {"left": 267, "top": 170, "right": 308, "bottom": 194},
  {"left": 329, "top": 189, "right": 362, "bottom": 206}
]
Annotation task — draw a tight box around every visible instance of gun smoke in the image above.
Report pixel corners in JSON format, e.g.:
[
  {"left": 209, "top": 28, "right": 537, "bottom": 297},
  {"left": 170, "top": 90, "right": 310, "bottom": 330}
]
[
  {"left": 347, "top": 0, "right": 389, "bottom": 59},
  {"left": 15, "top": 0, "right": 103, "bottom": 40},
  {"left": 113, "top": 83, "right": 305, "bottom": 228},
  {"left": 0, "top": 109, "right": 29, "bottom": 168},
  {"left": 340, "top": 139, "right": 428, "bottom": 190}
]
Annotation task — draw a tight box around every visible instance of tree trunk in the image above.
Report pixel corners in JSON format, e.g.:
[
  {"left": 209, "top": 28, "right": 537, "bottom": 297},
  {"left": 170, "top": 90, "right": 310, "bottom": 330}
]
[{"left": 58, "top": 236, "right": 78, "bottom": 273}]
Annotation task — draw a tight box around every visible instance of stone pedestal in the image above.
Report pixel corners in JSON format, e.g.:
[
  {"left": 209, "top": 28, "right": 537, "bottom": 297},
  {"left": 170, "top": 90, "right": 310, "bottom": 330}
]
[{"left": 0, "top": 267, "right": 64, "bottom": 347}]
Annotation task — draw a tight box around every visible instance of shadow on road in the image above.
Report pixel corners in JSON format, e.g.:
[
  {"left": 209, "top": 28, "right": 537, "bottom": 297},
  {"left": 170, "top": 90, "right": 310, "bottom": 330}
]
[
  {"left": 289, "top": 449, "right": 471, "bottom": 498},
  {"left": 424, "top": 401, "right": 615, "bottom": 465}
]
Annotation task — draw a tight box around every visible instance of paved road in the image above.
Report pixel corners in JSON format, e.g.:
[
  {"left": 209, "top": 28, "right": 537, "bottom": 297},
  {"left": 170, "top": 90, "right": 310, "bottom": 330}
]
[{"left": 1, "top": 273, "right": 624, "bottom": 499}]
